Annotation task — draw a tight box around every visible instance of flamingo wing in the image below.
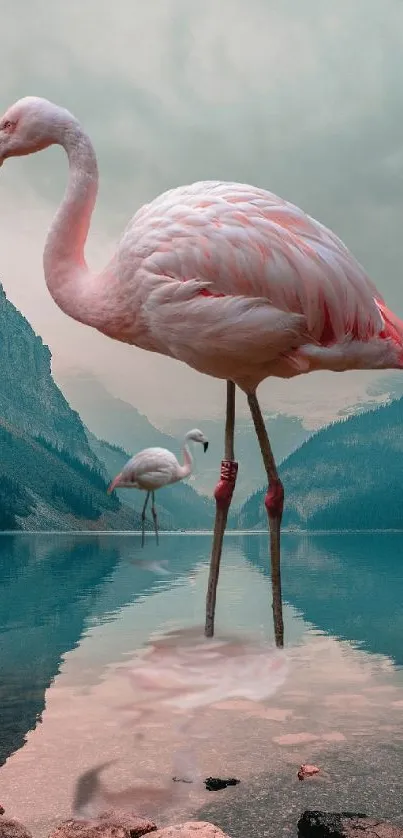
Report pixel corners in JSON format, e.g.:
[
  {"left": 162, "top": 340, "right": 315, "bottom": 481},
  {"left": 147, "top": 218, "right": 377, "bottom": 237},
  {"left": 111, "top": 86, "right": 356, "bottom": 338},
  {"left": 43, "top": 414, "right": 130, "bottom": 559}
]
[
  {"left": 126, "top": 181, "right": 384, "bottom": 349},
  {"left": 122, "top": 448, "right": 180, "bottom": 489}
]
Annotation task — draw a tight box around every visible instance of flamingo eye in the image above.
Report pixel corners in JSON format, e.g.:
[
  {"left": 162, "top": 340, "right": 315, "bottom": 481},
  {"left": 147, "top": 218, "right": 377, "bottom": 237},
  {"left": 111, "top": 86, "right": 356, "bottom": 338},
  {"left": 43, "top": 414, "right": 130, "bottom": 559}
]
[{"left": 1, "top": 120, "right": 15, "bottom": 132}]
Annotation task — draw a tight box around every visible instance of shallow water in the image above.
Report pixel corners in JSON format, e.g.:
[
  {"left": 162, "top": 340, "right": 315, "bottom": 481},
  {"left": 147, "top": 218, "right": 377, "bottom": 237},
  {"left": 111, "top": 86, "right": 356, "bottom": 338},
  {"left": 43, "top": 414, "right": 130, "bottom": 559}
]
[{"left": 1, "top": 532, "right": 403, "bottom": 836}]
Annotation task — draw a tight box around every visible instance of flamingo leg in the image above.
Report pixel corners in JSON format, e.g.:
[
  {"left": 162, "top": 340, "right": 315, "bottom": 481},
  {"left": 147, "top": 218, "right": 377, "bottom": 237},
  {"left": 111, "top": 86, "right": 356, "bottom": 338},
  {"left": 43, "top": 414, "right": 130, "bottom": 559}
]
[
  {"left": 141, "top": 491, "right": 150, "bottom": 548},
  {"left": 205, "top": 380, "right": 238, "bottom": 637},
  {"left": 247, "top": 391, "right": 284, "bottom": 648},
  {"left": 151, "top": 491, "right": 159, "bottom": 546}
]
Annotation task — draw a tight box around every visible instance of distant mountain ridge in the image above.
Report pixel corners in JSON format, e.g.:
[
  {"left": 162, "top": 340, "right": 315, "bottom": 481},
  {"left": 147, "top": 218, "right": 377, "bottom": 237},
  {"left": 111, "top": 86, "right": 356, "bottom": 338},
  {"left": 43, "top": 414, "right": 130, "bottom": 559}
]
[
  {"left": 238, "top": 396, "right": 403, "bottom": 531},
  {"left": 57, "top": 370, "right": 176, "bottom": 455},
  {"left": 0, "top": 286, "right": 99, "bottom": 467}
]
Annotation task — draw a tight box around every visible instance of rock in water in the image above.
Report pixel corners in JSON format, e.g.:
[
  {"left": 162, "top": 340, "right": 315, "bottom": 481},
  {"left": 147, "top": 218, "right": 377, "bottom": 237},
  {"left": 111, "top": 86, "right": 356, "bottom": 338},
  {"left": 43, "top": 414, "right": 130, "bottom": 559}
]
[
  {"left": 49, "top": 810, "right": 157, "bottom": 838},
  {"left": 0, "top": 818, "right": 33, "bottom": 838},
  {"left": 297, "top": 764, "right": 320, "bottom": 781},
  {"left": 298, "top": 811, "right": 403, "bottom": 837},
  {"left": 204, "top": 778, "right": 240, "bottom": 791}
]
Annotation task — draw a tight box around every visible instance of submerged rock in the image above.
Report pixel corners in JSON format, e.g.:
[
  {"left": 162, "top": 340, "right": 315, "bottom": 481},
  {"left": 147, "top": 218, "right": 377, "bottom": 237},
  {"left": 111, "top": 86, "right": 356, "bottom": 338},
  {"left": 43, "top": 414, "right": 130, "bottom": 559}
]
[
  {"left": 151, "top": 823, "right": 230, "bottom": 838},
  {"left": 49, "top": 810, "right": 157, "bottom": 838},
  {"left": 298, "top": 810, "right": 403, "bottom": 837},
  {"left": 0, "top": 818, "right": 32, "bottom": 838},
  {"left": 204, "top": 778, "right": 240, "bottom": 791}
]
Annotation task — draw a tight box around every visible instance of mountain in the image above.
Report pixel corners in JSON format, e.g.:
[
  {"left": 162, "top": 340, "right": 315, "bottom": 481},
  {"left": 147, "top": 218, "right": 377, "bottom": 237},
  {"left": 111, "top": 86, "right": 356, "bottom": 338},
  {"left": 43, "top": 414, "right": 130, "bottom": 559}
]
[
  {"left": 0, "top": 287, "right": 100, "bottom": 468},
  {"left": 0, "top": 285, "right": 143, "bottom": 530},
  {"left": 238, "top": 396, "right": 403, "bottom": 531},
  {"left": 0, "top": 422, "right": 126, "bottom": 531},
  {"left": 57, "top": 370, "right": 310, "bottom": 504},
  {"left": 56, "top": 370, "right": 177, "bottom": 454}
]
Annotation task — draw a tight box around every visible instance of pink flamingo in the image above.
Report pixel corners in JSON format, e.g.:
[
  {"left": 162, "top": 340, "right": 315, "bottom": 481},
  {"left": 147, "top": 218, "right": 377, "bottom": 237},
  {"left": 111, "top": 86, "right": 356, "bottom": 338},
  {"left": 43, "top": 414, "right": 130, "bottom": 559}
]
[
  {"left": 1, "top": 96, "right": 403, "bottom": 646},
  {"left": 106, "top": 428, "right": 209, "bottom": 546}
]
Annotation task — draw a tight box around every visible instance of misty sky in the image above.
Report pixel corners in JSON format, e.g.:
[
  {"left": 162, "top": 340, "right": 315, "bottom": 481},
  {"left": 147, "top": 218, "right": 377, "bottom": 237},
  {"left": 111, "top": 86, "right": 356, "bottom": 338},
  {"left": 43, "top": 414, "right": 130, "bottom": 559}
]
[{"left": 1, "top": 0, "right": 403, "bottom": 429}]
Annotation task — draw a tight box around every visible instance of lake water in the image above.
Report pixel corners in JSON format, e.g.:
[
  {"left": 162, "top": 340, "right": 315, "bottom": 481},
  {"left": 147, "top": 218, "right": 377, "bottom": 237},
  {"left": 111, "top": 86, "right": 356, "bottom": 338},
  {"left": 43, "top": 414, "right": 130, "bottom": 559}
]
[{"left": 1, "top": 532, "right": 403, "bottom": 837}]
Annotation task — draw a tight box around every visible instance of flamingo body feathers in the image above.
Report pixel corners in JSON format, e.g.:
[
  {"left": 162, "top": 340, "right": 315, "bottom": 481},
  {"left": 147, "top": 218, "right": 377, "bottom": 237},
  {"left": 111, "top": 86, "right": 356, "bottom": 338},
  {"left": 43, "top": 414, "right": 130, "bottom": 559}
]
[
  {"left": 107, "top": 180, "right": 403, "bottom": 387},
  {"left": 114, "top": 447, "right": 185, "bottom": 491}
]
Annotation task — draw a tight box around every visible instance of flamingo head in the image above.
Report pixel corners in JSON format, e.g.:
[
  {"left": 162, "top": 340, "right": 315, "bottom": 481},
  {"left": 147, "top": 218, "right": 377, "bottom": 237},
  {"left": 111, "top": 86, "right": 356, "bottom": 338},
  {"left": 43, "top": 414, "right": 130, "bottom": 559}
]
[
  {"left": 185, "top": 428, "right": 209, "bottom": 452},
  {"left": 0, "top": 96, "right": 77, "bottom": 165}
]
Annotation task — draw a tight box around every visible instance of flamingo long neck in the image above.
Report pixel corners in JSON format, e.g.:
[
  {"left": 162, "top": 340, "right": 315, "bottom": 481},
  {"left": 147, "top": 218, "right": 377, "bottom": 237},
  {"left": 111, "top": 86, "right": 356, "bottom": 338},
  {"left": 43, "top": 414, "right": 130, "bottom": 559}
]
[
  {"left": 43, "top": 121, "right": 106, "bottom": 327},
  {"left": 178, "top": 442, "right": 194, "bottom": 480}
]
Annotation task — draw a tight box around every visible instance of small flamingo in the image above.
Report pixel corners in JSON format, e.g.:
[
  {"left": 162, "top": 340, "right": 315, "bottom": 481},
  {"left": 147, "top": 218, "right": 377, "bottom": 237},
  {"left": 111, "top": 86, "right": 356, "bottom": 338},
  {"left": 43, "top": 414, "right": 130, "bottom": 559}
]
[
  {"left": 1, "top": 96, "right": 403, "bottom": 643},
  {"left": 107, "top": 428, "right": 208, "bottom": 545}
]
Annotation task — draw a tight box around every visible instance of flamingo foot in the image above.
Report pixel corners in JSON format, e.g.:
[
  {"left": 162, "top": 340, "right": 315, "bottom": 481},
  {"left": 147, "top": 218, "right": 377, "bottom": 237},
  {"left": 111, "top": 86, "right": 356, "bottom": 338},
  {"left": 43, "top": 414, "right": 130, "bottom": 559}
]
[{"left": 205, "top": 459, "right": 238, "bottom": 637}]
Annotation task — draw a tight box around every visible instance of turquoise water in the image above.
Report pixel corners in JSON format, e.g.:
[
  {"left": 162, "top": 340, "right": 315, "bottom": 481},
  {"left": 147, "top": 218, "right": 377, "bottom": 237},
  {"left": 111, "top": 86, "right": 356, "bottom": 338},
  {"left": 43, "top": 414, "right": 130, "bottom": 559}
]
[{"left": 1, "top": 532, "right": 403, "bottom": 836}]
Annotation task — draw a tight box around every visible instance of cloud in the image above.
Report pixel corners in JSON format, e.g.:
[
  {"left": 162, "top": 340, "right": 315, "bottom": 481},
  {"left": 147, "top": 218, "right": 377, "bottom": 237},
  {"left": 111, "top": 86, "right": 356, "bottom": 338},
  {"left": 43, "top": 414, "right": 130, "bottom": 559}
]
[{"left": 1, "top": 0, "right": 403, "bottom": 429}]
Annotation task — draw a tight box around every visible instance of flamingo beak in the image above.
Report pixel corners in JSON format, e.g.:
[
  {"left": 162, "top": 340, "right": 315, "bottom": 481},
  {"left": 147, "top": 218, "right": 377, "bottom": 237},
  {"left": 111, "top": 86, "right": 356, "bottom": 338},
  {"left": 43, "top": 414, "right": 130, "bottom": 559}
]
[
  {"left": 203, "top": 441, "right": 209, "bottom": 452},
  {"left": 107, "top": 473, "right": 122, "bottom": 494}
]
